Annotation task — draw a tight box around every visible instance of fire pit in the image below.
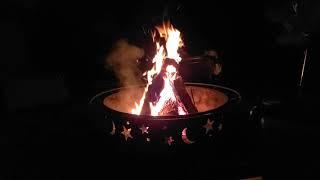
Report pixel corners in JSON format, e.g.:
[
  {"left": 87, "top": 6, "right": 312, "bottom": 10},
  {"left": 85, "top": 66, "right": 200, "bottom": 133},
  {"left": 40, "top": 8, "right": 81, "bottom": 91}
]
[
  {"left": 89, "top": 22, "right": 240, "bottom": 147},
  {"left": 89, "top": 83, "right": 240, "bottom": 146}
]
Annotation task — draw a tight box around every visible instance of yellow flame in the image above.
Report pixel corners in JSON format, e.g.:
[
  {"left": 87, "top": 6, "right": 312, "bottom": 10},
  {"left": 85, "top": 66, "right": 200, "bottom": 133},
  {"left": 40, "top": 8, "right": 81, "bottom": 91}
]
[
  {"left": 131, "top": 22, "right": 184, "bottom": 116},
  {"left": 131, "top": 43, "right": 165, "bottom": 115},
  {"left": 156, "top": 21, "right": 184, "bottom": 63}
]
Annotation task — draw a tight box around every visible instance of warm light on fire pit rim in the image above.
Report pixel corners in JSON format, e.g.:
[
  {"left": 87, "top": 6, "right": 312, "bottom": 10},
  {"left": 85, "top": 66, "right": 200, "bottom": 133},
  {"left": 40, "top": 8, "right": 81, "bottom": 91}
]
[{"left": 100, "top": 83, "right": 241, "bottom": 119}]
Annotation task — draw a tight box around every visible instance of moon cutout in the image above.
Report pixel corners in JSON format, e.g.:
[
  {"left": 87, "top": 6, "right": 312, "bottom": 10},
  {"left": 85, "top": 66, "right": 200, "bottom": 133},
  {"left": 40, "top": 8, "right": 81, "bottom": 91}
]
[
  {"left": 182, "top": 128, "right": 195, "bottom": 144},
  {"left": 110, "top": 121, "right": 116, "bottom": 135}
]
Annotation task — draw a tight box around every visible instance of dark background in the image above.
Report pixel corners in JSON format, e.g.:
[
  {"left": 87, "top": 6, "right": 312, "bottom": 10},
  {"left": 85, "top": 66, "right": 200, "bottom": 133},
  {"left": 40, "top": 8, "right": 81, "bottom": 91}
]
[{"left": 2, "top": 0, "right": 320, "bottom": 179}]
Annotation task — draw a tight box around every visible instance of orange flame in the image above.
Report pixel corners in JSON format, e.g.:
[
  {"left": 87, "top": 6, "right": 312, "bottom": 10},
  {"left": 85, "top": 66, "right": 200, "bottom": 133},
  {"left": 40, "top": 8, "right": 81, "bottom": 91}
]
[
  {"left": 131, "top": 22, "right": 185, "bottom": 116},
  {"left": 156, "top": 21, "right": 184, "bottom": 63}
]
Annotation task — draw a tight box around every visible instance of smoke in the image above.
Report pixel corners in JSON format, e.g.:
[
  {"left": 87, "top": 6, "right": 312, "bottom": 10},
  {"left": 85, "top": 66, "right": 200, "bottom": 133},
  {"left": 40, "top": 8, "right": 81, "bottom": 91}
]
[{"left": 105, "top": 39, "right": 145, "bottom": 86}]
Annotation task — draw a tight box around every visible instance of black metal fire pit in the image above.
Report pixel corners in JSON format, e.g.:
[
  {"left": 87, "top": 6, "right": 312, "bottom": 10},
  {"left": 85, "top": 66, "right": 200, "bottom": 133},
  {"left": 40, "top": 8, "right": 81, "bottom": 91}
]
[{"left": 89, "top": 83, "right": 240, "bottom": 148}]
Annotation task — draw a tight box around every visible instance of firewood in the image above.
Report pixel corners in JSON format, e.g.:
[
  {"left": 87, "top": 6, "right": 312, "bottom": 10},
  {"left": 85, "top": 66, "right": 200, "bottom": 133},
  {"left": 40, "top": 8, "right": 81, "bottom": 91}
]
[
  {"left": 174, "top": 76, "right": 198, "bottom": 114},
  {"left": 140, "top": 59, "right": 198, "bottom": 115}
]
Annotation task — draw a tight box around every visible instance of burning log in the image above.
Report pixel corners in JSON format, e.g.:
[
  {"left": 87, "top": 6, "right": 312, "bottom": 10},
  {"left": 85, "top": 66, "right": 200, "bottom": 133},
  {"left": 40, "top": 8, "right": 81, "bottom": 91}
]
[
  {"left": 140, "top": 58, "right": 198, "bottom": 116},
  {"left": 140, "top": 72, "right": 164, "bottom": 115},
  {"left": 174, "top": 76, "right": 198, "bottom": 114},
  {"left": 132, "top": 21, "right": 198, "bottom": 116}
]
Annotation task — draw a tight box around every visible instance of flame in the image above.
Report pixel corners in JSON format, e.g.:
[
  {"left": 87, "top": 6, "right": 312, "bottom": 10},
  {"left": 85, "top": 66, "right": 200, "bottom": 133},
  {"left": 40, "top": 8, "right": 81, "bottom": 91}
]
[
  {"left": 131, "top": 22, "right": 185, "bottom": 116},
  {"left": 156, "top": 21, "right": 184, "bottom": 63},
  {"left": 149, "top": 65, "right": 178, "bottom": 116}
]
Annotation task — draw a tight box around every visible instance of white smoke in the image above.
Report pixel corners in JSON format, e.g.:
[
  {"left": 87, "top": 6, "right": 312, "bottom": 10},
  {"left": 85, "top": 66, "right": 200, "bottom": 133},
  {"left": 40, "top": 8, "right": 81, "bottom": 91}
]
[{"left": 105, "top": 39, "right": 145, "bottom": 86}]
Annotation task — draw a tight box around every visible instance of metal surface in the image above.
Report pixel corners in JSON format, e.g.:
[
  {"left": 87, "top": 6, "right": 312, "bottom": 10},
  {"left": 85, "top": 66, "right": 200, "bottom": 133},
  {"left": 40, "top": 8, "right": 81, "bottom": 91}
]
[{"left": 90, "top": 83, "right": 241, "bottom": 120}]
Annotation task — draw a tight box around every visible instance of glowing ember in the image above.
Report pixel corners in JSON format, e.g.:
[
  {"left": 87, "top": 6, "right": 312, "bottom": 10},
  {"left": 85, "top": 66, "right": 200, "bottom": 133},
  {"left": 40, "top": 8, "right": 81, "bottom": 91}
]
[
  {"left": 131, "top": 21, "right": 188, "bottom": 116},
  {"left": 149, "top": 65, "right": 187, "bottom": 116}
]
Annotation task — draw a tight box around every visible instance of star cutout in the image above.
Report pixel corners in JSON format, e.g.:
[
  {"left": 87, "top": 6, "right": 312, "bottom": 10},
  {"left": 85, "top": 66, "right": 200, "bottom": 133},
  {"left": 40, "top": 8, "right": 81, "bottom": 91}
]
[
  {"left": 146, "top": 138, "right": 151, "bottom": 142},
  {"left": 110, "top": 121, "right": 116, "bottom": 135},
  {"left": 139, "top": 124, "right": 149, "bottom": 134},
  {"left": 166, "top": 136, "right": 174, "bottom": 146},
  {"left": 121, "top": 126, "right": 133, "bottom": 141},
  {"left": 203, "top": 119, "right": 214, "bottom": 134},
  {"left": 218, "top": 124, "right": 223, "bottom": 131},
  {"left": 126, "top": 121, "right": 130, "bottom": 125}
]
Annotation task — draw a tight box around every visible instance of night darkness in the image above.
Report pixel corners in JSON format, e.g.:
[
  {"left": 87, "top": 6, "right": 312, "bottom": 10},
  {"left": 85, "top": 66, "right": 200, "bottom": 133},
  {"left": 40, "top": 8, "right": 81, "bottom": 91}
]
[{"left": 2, "top": 0, "right": 320, "bottom": 179}]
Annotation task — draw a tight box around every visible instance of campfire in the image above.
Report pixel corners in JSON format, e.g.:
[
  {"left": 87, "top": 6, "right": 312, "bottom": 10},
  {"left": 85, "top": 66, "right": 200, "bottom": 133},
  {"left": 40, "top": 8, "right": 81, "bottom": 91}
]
[
  {"left": 130, "top": 22, "right": 198, "bottom": 116},
  {"left": 90, "top": 21, "right": 240, "bottom": 146},
  {"left": 101, "top": 21, "right": 240, "bottom": 118}
]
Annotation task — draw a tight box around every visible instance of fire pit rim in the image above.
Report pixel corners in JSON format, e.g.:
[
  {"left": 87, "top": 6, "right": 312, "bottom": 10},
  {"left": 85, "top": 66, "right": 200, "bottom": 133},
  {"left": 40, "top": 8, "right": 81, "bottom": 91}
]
[{"left": 89, "top": 82, "right": 241, "bottom": 121}]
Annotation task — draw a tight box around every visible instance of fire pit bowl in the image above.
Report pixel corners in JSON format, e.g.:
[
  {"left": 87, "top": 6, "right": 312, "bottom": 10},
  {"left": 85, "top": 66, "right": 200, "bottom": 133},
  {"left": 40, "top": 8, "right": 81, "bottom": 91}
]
[{"left": 89, "top": 83, "right": 240, "bottom": 147}]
